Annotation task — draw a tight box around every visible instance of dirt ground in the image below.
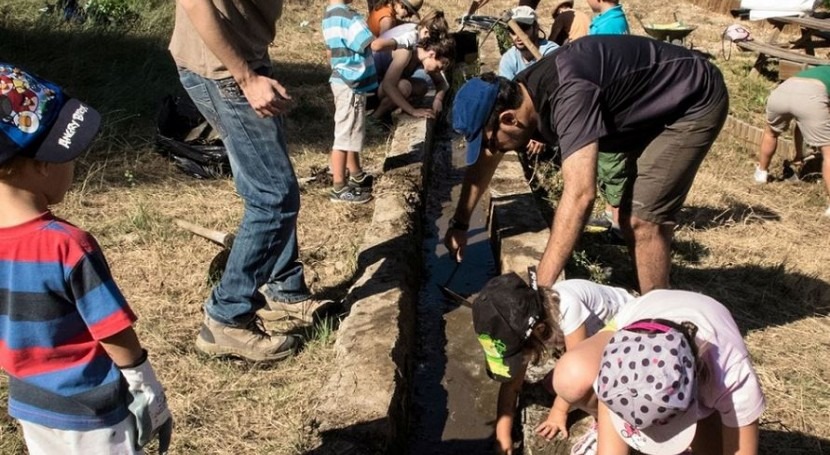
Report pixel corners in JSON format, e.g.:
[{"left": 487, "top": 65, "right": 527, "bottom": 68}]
[{"left": 0, "top": 0, "right": 827, "bottom": 453}]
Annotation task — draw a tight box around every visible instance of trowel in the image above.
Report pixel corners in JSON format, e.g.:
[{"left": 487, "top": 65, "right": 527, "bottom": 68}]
[{"left": 438, "top": 262, "right": 474, "bottom": 308}]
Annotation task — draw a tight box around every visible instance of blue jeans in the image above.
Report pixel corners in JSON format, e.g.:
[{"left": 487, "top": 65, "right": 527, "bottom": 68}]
[{"left": 179, "top": 67, "right": 310, "bottom": 326}]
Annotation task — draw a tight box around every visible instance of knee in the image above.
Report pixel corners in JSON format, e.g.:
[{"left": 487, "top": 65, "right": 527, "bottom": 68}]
[
  {"left": 629, "top": 216, "right": 658, "bottom": 237},
  {"left": 397, "top": 80, "right": 413, "bottom": 98},
  {"left": 553, "top": 352, "right": 596, "bottom": 404}
]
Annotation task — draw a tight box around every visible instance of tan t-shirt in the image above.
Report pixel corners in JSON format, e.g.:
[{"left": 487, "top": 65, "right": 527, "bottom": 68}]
[{"left": 169, "top": 0, "right": 283, "bottom": 80}]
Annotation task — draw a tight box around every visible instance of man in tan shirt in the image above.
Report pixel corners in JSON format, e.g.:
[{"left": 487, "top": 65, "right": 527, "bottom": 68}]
[{"left": 170, "top": 0, "right": 325, "bottom": 362}]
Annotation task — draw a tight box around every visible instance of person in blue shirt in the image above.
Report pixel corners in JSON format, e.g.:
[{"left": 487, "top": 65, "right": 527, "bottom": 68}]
[
  {"left": 498, "top": 6, "right": 559, "bottom": 81},
  {"left": 587, "top": 0, "right": 629, "bottom": 35}
]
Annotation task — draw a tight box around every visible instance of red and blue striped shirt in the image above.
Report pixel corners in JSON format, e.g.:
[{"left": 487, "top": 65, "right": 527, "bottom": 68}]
[{"left": 0, "top": 212, "right": 136, "bottom": 430}]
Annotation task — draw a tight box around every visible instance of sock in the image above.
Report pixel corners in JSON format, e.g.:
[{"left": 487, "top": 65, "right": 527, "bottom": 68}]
[
  {"left": 333, "top": 182, "right": 346, "bottom": 192},
  {"left": 350, "top": 171, "right": 366, "bottom": 182}
]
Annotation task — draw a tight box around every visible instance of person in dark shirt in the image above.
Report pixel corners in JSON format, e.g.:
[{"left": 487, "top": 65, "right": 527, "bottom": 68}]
[
  {"left": 446, "top": 35, "right": 728, "bottom": 294},
  {"left": 548, "top": 0, "right": 590, "bottom": 46}
]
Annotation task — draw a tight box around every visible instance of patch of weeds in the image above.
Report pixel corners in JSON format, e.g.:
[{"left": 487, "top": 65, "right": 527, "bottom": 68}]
[
  {"left": 304, "top": 316, "right": 337, "bottom": 347},
  {"left": 493, "top": 22, "right": 512, "bottom": 55},
  {"left": 84, "top": 0, "right": 138, "bottom": 27},
  {"left": 567, "top": 249, "right": 610, "bottom": 283}
]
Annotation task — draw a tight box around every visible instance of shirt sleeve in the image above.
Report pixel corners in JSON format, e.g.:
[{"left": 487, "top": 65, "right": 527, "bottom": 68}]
[
  {"left": 68, "top": 238, "right": 137, "bottom": 341},
  {"left": 711, "top": 356, "right": 766, "bottom": 428},
  {"left": 554, "top": 281, "right": 592, "bottom": 335},
  {"left": 499, "top": 50, "right": 516, "bottom": 80},
  {"left": 348, "top": 20, "right": 375, "bottom": 53},
  {"left": 552, "top": 79, "right": 607, "bottom": 159}
]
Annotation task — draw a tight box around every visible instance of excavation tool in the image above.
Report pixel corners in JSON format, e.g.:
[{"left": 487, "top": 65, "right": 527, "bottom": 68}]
[
  {"left": 173, "top": 219, "right": 234, "bottom": 283},
  {"left": 438, "top": 261, "right": 473, "bottom": 308}
]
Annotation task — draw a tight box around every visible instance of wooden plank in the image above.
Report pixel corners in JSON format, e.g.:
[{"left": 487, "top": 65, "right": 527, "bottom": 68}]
[
  {"left": 779, "top": 60, "right": 808, "bottom": 80},
  {"left": 735, "top": 40, "right": 830, "bottom": 66}
]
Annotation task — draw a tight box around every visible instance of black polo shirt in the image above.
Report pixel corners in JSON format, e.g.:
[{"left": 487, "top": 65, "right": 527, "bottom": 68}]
[{"left": 514, "top": 35, "right": 727, "bottom": 160}]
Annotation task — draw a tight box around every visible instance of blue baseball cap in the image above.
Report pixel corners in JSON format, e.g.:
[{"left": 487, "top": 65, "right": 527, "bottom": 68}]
[
  {"left": 453, "top": 77, "right": 499, "bottom": 165},
  {"left": 0, "top": 63, "right": 101, "bottom": 166}
]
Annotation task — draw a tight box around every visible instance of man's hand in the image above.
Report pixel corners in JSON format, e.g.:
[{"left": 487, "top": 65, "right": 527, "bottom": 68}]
[
  {"left": 526, "top": 139, "right": 545, "bottom": 156},
  {"left": 410, "top": 107, "right": 436, "bottom": 119},
  {"left": 535, "top": 407, "right": 569, "bottom": 440},
  {"left": 444, "top": 228, "right": 467, "bottom": 262},
  {"left": 239, "top": 74, "right": 292, "bottom": 118}
]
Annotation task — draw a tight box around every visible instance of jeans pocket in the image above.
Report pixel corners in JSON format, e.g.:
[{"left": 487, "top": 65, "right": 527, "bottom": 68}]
[{"left": 216, "top": 77, "right": 245, "bottom": 101}]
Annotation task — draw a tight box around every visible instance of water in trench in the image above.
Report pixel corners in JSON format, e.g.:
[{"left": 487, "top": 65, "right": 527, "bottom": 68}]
[{"left": 407, "top": 128, "right": 500, "bottom": 453}]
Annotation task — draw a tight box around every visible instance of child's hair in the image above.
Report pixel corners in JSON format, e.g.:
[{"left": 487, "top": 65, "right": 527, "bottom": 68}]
[
  {"left": 417, "top": 10, "right": 449, "bottom": 41},
  {"left": 523, "top": 287, "right": 565, "bottom": 365},
  {"left": 417, "top": 34, "right": 455, "bottom": 65}
]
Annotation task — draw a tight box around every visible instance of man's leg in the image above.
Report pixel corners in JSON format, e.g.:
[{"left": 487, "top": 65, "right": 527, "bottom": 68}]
[
  {"left": 202, "top": 76, "right": 309, "bottom": 313},
  {"left": 822, "top": 146, "right": 830, "bottom": 216},
  {"left": 628, "top": 94, "right": 729, "bottom": 293},
  {"left": 757, "top": 125, "right": 779, "bottom": 178}
]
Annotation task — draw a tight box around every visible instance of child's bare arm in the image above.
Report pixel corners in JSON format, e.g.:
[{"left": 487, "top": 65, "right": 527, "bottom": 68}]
[
  {"left": 536, "top": 395, "right": 571, "bottom": 440},
  {"left": 100, "top": 326, "right": 144, "bottom": 367},
  {"left": 563, "top": 324, "right": 589, "bottom": 351},
  {"left": 724, "top": 420, "right": 759, "bottom": 455},
  {"left": 371, "top": 37, "right": 397, "bottom": 52},
  {"left": 495, "top": 371, "right": 526, "bottom": 454}
]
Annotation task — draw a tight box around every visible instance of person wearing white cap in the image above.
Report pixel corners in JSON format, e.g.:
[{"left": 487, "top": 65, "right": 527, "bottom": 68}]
[
  {"left": 498, "top": 6, "right": 559, "bottom": 81},
  {"left": 552, "top": 290, "right": 764, "bottom": 455}
]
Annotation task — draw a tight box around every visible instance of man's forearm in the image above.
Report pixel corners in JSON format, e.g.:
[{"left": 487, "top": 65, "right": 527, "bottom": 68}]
[
  {"left": 454, "top": 147, "right": 504, "bottom": 222},
  {"left": 179, "top": 0, "right": 255, "bottom": 84},
  {"left": 537, "top": 144, "right": 598, "bottom": 287}
]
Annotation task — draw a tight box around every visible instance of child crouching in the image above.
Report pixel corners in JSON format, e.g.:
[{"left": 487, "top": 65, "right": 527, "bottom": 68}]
[{"left": 472, "top": 273, "right": 634, "bottom": 455}]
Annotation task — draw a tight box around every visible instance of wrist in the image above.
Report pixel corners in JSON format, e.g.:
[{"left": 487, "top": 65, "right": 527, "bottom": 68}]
[{"left": 449, "top": 217, "right": 469, "bottom": 231}]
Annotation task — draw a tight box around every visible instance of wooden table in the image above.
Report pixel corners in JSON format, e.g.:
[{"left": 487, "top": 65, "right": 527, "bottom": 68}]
[{"left": 736, "top": 15, "right": 830, "bottom": 80}]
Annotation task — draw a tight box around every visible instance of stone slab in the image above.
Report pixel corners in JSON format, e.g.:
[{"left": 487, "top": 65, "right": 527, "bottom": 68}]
[{"left": 315, "top": 117, "right": 428, "bottom": 454}]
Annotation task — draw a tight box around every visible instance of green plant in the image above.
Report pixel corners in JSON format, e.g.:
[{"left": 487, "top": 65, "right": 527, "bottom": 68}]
[{"left": 84, "top": 0, "right": 137, "bottom": 26}]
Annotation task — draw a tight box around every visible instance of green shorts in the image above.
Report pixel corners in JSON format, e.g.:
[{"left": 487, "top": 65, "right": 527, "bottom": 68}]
[{"left": 597, "top": 151, "right": 631, "bottom": 207}]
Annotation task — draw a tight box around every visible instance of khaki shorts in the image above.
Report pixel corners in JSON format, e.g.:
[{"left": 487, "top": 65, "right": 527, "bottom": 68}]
[
  {"left": 622, "top": 93, "right": 729, "bottom": 224},
  {"left": 766, "top": 77, "right": 830, "bottom": 147},
  {"left": 331, "top": 83, "right": 366, "bottom": 152}
]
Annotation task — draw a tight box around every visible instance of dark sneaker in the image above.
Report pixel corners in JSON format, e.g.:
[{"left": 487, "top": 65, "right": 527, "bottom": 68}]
[
  {"left": 348, "top": 172, "right": 374, "bottom": 190},
  {"left": 258, "top": 297, "right": 336, "bottom": 323},
  {"left": 195, "top": 314, "right": 298, "bottom": 361},
  {"left": 329, "top": 186, "right": 372, "bottom": 204}
]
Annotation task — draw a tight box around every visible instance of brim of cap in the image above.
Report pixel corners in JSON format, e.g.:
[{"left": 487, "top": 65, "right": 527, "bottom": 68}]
[
  {"left": 513, "top": 18, "right": 536, "bottom": 25},
  {"left": 607, "top": 402, "right": 698, "bottom": 455},
  {"left": 465, "top": 128, "right": 484, "bottom": 166},
  {"left": 483, "top": 350, "right": 524, "bottom": 383},
  {"left": 35, "top": 98, "right": 101, "bottom": 163}
]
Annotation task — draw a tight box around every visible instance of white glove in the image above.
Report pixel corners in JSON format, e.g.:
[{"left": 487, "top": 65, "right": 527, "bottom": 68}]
[
  {"left": 393, "top": 34, "right": 418, "bottom": 50},
  {"left": 120, "top": 351, "right": 173, "bottom": 449}
]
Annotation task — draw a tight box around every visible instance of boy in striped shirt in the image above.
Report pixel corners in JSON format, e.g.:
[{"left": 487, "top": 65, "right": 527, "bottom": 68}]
[
  {"left": 323, "top": 0, "right": 378, "bottom": 203},
  {"left": 0, "top": 64, "right": 171, "bottom": 454}
]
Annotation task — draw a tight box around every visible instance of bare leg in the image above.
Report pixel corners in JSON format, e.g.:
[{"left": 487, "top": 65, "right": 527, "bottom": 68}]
[
  {"left": 794, "top": 125, "right": 805, "bottom": 163},
  {"left": 372, "top": 79, "right": 413, "bottom": 119},
  {"left": 629, "top": 215, "right": 672, "bottom": 293},
  {"left": 330, "top": 149, "right": 347, "bottom": 188},
  {"left": 758, "top": 125, "right": 779, "bottom": 172},
  {"left": 346, "top": 151, "right": 363, "bottom": 176},
  {"left": 822, "top": 146, "right": 830, "bottom": 211}
]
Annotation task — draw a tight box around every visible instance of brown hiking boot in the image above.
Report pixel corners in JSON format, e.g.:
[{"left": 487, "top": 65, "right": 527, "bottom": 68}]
[
  {"left": 257, "top": 297, "right": 335, "bottom": 323},
  {"left": 195, "top": 314, "right": 298, "bottom": 361}
]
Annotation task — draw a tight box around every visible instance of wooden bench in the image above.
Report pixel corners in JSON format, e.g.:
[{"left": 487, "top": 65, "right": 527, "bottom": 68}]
[{"left": 735, "top": 40, "right": 830, "bottom": 79}]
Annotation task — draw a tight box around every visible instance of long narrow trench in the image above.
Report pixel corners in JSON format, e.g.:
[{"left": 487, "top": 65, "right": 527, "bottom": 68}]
[{"left": 407, "top": 128, "right": 500, "bottom": 453}]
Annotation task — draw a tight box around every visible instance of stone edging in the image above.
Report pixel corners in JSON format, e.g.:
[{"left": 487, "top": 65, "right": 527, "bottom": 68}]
[{"left": 313, "top": 117, "right": 430, "bottom": 454}]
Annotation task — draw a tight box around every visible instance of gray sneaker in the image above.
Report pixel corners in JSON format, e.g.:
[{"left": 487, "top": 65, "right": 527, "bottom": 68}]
[
  {"left": 258, "top": 297, "right": 335, "bottom": 323},
  {"left": 329, "top": 185, "right": 372, "bottom": 204},
  {"left": 195, "top": 314, "right": 298, "bottom": 361}
]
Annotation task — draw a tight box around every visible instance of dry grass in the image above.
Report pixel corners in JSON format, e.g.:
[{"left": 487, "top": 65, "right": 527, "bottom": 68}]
[{"left": 0, "top": 0, "right": 827, "bottom": 453}]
